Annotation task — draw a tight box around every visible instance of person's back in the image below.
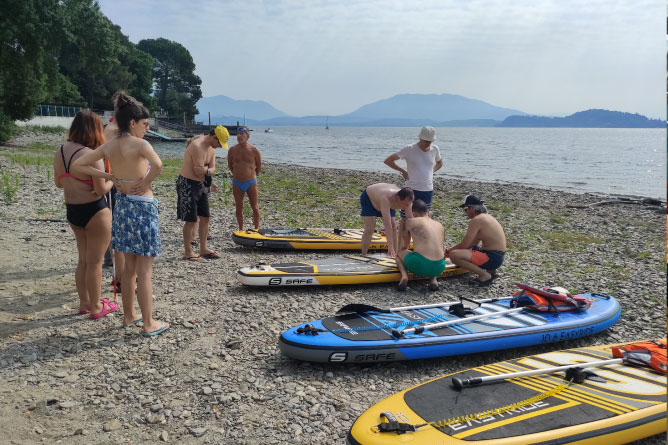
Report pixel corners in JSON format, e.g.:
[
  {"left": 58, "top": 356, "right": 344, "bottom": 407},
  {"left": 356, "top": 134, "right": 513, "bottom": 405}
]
[
  {"left": 472, "top": 213, "right": 506, "bottom": 251},
  {"left": 105, "top": 136, "right": 153, "bottom": 197},
  {"left": 55, "top": 142, "right": 100, "bottom": 204},
  {"left": 365, "top": 183, "right": 399, "bottom": 209},
  {"left": 406, "top": 217, "right": 444, "bottom": 261}
]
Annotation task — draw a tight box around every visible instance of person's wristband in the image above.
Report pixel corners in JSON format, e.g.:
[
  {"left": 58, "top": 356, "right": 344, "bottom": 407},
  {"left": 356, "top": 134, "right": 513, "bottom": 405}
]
[{"left": 206, "top": 168, "right": 210, "bottom": 176}]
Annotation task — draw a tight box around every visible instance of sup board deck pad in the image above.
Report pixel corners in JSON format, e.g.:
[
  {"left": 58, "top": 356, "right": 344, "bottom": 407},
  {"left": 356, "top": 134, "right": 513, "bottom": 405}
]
[
  {"left": 236, "top": 254, "right": 468, "bottom": 286},
  {"left": 347, "top": 341, "right": 667, "bottom": 444},
  {"left": 232, "top": 227, "right": 391, "bottom": 250},
  {"left": 279, "top": 293, "right": 621, "bottom": 363}
]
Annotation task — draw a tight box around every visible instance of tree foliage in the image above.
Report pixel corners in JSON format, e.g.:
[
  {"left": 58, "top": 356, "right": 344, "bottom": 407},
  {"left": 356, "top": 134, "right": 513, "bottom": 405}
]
[
  {"left": 137, "top": 38, "right": 202, "bottom": 119},
  {"left": 0, "top": 0, "right": 201, "bottom": 142},
  {"left": 0, "top": 0, "right": 67, "bottom": 121}
]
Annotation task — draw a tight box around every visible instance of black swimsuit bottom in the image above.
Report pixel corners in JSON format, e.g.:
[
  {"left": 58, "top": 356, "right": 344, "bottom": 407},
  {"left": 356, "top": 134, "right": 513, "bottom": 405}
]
[{"left": 66, "top": 197, "right": 107, "bottom": 228}]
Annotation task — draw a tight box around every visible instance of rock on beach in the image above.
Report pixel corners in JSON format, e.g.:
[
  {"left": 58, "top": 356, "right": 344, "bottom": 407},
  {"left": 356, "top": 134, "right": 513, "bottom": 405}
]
[{"left": 0, "top": 130, "right": 665, "bottom": 444}]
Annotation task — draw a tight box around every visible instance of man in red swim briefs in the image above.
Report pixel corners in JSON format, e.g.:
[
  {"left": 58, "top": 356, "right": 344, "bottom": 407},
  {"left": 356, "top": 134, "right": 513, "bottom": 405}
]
[{"left": 446, "top": 194, "right": 506, "bottom": 286}]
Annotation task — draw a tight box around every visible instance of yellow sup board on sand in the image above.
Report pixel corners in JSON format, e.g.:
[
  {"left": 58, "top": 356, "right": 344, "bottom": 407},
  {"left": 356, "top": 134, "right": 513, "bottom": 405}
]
[
  {"left": 348, "top": 340, "right": 666, "bottom": 444},
  {"left": 237, "top": 254, "right": 467, "bottom": 286},
  {"left": 232, "top": 228, "right": 390, "bottom": 250}
]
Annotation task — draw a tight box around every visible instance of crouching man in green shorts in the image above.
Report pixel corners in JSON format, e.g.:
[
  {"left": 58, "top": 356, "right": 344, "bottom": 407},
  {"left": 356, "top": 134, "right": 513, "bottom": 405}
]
[{"left": 395, "top": 199, "right": 446, "bottom": 291}]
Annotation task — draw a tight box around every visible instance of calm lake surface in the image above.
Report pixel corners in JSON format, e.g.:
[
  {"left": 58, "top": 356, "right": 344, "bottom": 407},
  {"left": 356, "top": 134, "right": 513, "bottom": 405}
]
[{"left": 153, "top": 127, "right": 666, "bottom": 199}]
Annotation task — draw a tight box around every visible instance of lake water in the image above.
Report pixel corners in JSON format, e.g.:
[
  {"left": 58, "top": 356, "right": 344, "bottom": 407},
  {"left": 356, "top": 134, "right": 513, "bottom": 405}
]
[{"left": 153, "top": 127, "right": 666, "bottom": 199}]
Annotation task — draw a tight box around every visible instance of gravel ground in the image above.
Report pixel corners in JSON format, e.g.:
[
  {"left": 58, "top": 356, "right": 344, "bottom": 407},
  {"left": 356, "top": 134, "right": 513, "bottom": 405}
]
[{"left": 0, "top": 130, "right": 665, "bottom": 444}]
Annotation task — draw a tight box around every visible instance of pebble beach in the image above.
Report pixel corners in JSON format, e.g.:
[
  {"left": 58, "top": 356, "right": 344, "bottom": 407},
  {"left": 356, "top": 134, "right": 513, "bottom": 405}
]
[{"left": 0, "top": 128, "right": 665, "bottom": 444}]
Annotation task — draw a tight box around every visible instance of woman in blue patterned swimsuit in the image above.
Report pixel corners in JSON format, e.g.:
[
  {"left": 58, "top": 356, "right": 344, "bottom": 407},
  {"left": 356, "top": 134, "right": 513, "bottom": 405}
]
[{"left": 72, "top": 91, "right": 168, "bottom": 337}]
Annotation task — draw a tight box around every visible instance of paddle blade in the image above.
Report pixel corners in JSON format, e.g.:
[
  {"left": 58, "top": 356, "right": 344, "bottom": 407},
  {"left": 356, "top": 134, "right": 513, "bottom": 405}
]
[{"left": 336, "top": 303, "right": 390, "bottom": 314}]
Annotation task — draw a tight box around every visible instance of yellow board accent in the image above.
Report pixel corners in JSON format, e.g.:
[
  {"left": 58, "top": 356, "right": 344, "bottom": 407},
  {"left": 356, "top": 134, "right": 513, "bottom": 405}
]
[
  {"left": 479, "top": 364, "right": 638, "bottom": 413},
  {"left": 452, "top": 400, "right": 580, "bottom": 439}
]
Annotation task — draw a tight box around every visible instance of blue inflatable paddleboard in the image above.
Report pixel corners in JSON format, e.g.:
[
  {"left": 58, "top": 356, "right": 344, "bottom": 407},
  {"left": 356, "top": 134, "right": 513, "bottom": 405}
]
[{"left": 278, "top": 287, "right": 621, "bottom": 363}]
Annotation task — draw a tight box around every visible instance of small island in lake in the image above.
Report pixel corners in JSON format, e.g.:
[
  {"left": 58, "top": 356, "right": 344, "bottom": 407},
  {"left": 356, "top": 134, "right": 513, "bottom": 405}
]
[{"left": 498, "top": 109, "right": 664, "bottom": 128}]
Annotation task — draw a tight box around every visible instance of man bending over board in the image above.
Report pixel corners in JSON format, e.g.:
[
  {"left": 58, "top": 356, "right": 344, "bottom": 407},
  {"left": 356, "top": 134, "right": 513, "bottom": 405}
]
[
  {"left": 446, "top": 194, "right": 506, "bottom": 286},
  {"left": 395, "top": 199, "right": 446, "bottom": 291},
  {"left": 360, "top": 183, "right": 414, "bottom": 257},
  {"left": 227, "top": 127, "right": 262, "bottom": 230}
]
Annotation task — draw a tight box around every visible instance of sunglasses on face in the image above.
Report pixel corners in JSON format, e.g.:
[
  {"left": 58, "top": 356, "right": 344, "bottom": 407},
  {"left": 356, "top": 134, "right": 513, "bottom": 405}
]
[{"left": 238, "top": 128, "right": 247, "bottom": 133}]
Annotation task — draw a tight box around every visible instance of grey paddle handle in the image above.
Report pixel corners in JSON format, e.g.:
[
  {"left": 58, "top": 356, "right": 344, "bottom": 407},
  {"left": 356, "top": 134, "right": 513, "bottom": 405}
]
[
  {"left": 452, "top": 358, "right": 624, "bottom": 390},
  {"left": 397, "top": 307, "right": 525, "bottom": 337}
]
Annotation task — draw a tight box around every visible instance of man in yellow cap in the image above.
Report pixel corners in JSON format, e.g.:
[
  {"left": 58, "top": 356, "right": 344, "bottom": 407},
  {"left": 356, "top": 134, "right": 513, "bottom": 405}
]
[{"left": 176, "top": 125, "right": 229, "bottom": 261}]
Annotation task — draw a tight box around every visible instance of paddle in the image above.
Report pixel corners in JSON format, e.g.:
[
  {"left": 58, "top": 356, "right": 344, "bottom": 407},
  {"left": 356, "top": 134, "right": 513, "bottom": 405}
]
[
  {"left": 392, "top": 307, "right": 525, "bottom": 338},
  {"left": 337, "top": 297, "right": 507, "bottom": 314},
  {"left": 452, "top": 358, "right": 624, "bottom": 390}
]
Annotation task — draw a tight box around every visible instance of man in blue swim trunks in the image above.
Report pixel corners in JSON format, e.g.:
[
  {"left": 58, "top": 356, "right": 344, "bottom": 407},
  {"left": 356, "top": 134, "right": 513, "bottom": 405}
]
[
  {"left": 360, "top": 183, "right": 414, "bottom": 257},
  {"left": 395, "top": 199, "right": 447, "bottom": 291},
  {"left": 228, "top": 127, "right": 262, "bottom": 230},
  {"left": 446, "top": 194, "right": 506, "bottom": 287}
]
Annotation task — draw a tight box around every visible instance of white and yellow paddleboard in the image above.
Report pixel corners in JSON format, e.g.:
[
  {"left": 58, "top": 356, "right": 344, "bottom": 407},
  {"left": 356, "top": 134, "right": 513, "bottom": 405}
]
[
  {"left": 237, "top": 254, "right": 467, "bottom": 286},
  {"left": 232, "top": 228, "right": 390, "bottom": 250},
  {"left": 348, "top": 341, "right": 666, "bottom": 444}
]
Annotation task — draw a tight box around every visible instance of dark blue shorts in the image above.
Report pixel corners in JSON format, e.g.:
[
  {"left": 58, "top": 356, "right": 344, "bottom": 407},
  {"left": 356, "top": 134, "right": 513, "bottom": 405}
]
[
  {"left": 401, "top": 189, "right": 433, "bottom": 218},
  {"left": 471, "top": 245, "right": 505, "bottom": 270},
  {"left": 360, "top": 190, "right": 395, "bottom": 218}
]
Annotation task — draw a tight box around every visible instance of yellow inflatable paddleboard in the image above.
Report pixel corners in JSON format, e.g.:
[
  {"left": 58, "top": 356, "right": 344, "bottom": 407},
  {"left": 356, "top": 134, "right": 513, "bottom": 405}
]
[{"left": 348, "top": 340, "right": 666, "bottom": 444}]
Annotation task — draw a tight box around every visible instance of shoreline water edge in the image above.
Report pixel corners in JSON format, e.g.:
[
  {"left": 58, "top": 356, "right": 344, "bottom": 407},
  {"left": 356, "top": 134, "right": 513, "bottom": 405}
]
[{"left": 0, "top": 130, "right": 666, "bottom": 444}]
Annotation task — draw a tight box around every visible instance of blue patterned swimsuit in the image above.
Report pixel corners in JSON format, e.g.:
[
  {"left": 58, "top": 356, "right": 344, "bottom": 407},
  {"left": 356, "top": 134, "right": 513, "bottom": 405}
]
[{"left": 112, "top": 194, "right": 162, "bottom": 257}]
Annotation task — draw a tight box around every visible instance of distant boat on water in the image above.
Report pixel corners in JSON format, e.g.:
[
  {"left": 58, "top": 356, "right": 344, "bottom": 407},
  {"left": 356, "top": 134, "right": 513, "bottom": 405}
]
[
  {"left": 265, "top": 128, "right": 273, "bottom": 133},
  {"left": 325, "top": 117, "right": 329, "bottom": 130}
]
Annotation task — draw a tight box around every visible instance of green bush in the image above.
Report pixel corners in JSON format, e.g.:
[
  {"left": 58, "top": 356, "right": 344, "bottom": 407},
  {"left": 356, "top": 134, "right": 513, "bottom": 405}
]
[
  {"left": 0, "top": 169, "right": 20, "bottom": 204},
  {"left": 0, "top": 115, "right": 17, "bottom": 144}
]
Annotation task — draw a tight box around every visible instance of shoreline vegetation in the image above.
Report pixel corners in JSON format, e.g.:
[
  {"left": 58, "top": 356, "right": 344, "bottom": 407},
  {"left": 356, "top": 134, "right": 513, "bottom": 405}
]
[{"left": 0, "top": 128, "right": 665, "bottom": 444}]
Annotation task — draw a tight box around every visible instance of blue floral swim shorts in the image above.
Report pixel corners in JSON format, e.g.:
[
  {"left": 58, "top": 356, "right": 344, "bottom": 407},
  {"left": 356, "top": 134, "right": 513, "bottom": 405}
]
[{"left": 112, "top": 194, "right": 162, "bottom": 257}]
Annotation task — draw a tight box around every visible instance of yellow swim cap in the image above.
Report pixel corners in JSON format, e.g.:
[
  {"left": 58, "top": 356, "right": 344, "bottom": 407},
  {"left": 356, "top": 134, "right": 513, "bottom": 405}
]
[{"left": 214, "top": 125, "right": 229, "bottom": 149}]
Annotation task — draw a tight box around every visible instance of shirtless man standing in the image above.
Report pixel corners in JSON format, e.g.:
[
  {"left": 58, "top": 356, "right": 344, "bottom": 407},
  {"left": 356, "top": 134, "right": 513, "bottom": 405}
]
[
  {"left": 395, "top": 199, "right": 446, "bottom": 291},
  {"left": 227, "top": 127, "right": 262, "bottom": 230},
  {"left": 176, "top": 125, "right": 229, "bottom": 261},
  {"left": 360, "top": 183, "right": 414, "bottom": 257},
  {"left": 446, "top": 194, "right": 506, "bottom": 286}
]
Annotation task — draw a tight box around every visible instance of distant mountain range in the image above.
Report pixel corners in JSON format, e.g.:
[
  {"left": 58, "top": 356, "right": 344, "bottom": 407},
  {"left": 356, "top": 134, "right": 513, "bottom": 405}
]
[{"left": 195, "top": 94, "right": 662, "bottom": 128}]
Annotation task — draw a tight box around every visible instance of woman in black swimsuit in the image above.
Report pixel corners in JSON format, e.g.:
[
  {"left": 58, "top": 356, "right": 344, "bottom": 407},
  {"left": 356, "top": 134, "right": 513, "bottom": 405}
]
[{"left": 53, "top": 111, "right": 118, "bottom": 319}]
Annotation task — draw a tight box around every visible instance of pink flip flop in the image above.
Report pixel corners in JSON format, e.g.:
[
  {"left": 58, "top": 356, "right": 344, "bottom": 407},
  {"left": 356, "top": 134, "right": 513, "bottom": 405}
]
[
  {"left": 90, "top": 298, "right": 119, "bottom": 320},
  {"left": 79, "top": 309, "right": 91, "bottom": 315}
]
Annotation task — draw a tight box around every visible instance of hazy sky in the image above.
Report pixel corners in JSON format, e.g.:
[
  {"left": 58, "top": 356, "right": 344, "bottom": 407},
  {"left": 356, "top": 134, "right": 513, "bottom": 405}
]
[{"left": 99, "top": 0, "right": 665, "bottom": 118}]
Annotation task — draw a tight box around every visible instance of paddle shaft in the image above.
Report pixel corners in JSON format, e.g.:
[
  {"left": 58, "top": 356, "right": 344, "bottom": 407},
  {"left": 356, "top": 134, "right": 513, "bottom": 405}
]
[
  {"left": 396, "top": 307, "right": 525, "bottom": 336},
  {"left": 388, "top": 297, "right": 505, "bottom": 313},
  {"left": 452, "top": 358, "right": 624, "bottom": 389}
]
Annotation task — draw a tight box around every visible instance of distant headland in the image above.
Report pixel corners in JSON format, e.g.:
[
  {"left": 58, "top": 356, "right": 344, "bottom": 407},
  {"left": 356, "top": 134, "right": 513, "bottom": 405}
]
[{"left": 498, "top": 109, "right": 664, "bottom": 128}]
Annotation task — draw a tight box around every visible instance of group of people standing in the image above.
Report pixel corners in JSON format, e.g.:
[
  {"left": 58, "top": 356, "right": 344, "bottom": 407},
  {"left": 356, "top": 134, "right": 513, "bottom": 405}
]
[
  {"left": 359, "top": 126, "right": 507, "bottom": 290},
  {"left": 54, "top": 90, "right": 264, "bottom": 336}
]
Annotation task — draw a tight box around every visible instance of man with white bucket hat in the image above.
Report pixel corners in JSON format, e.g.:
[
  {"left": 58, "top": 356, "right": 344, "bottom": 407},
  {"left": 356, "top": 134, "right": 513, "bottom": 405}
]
[{"left": 384, "top": 126, "right": 443, "bottom": 249}]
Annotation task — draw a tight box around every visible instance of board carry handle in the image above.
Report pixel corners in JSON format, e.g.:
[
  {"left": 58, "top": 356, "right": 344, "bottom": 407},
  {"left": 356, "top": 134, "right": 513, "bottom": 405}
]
[
  {"left": 452, "top": 358, "right": 624, "bottom": 390},
  {"left": 337, "top": 297, "right": 506, "bottom": 314},
  {"left": 392, "top": 307, "right": 525, "bottom": 338}
]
